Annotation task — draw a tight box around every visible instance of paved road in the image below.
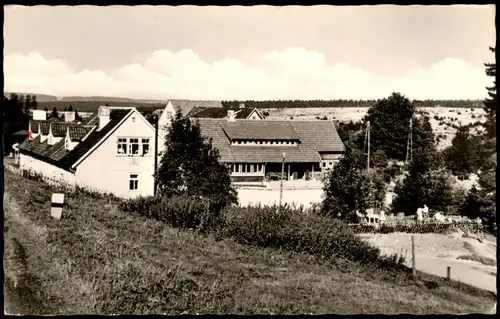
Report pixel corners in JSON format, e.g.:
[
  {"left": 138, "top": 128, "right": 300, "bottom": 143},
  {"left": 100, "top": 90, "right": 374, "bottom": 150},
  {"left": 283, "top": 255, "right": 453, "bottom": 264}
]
[{"left": 412, "top": 255, "right": 497, "bottom": 293}]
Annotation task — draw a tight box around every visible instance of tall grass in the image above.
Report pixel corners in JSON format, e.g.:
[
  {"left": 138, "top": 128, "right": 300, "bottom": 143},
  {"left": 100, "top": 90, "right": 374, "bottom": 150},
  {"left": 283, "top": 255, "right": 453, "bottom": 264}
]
[
  {"left": 217, "top": 204, "right": 406, "bottom": 270},
  {"left": 4, "top": 170, "right": 496, "bottom": 315},
  {"left": 122, "top": 197, "right": 406, "bottom": 271}
]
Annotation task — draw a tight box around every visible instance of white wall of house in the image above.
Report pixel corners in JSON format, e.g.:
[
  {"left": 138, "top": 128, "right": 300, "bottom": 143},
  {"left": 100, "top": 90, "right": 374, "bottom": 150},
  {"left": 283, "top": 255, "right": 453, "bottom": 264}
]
[
  {"left": 75, "top": 110, "right": 162, "bottom": 198},
  {"left": 158, "top": 101, "right": 175, "bottom": 137},
  {"left": 247, "top": 109, "right": 263, "bottom": 120},
  {"left": 320, "top": 153, "right": 342, "bottom": 171},
  {"left": 19, "top": 153, "right": 76, "bottom": 187}
]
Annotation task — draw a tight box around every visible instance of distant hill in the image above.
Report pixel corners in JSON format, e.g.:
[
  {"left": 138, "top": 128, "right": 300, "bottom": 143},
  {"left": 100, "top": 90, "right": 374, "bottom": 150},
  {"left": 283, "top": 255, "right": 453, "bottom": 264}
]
[
  {"left": 4, "top": 92, "right": 484, "bottom": 113},
  {"left": 37, "top": 101, "right": 166, "bottom": 113},
  {"left": 4, "top": 92, "right": 166, "bottom": 104}
]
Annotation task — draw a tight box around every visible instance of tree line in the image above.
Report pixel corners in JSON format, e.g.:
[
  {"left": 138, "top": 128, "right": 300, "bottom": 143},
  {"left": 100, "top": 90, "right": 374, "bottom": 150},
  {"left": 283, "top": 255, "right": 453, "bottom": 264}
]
[{"left": 222, "top": 99, "right": 483, "bottom": 109}]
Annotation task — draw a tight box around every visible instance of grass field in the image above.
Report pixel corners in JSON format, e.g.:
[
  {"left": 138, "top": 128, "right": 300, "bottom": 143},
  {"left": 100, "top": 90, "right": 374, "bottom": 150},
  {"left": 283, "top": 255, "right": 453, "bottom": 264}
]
[{"left": 3, "top": 169, "right": 496, "bottom": 315}]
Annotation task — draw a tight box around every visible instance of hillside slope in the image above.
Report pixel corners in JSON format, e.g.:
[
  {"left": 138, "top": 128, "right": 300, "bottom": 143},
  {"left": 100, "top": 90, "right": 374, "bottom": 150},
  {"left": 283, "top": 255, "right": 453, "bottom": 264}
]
[{"left": 3, "top": 169, "right": 496, "bottom": 315}]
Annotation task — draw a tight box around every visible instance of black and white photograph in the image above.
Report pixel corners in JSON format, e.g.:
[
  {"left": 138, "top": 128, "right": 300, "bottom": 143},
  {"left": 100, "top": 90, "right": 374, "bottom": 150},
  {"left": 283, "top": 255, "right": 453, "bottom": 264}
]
[{"left": 2, "top": 4, "right": 497, "bottom": 315}]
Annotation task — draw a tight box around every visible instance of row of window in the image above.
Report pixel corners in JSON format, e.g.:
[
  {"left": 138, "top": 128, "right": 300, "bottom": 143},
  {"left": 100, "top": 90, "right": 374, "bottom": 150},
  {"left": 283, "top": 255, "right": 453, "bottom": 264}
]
[
  {"left": 117, "top": 137, "right": 151, "bottom": 156},
  {"left": 231, "top": 140, "right": 298, "bottom": 146},
  {"left": 229, "top": 164, "right": 264, "bottom": 174}
]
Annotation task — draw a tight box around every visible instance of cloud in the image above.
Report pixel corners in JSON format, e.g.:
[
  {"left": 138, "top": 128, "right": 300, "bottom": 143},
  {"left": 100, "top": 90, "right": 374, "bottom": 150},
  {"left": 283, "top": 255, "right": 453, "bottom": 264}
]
[{"left": 3, "top": 48, "right": 491, "bottom": 100}]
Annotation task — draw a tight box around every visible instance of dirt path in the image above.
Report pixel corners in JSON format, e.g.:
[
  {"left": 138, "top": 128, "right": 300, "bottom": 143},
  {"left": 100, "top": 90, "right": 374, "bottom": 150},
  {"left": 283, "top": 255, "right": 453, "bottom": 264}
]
[
  {"left": 360, "top": 232, "right": 497, "bottom": 294},
  {"left": 3, "top": 191, "right": 47, "bottom": 315}
]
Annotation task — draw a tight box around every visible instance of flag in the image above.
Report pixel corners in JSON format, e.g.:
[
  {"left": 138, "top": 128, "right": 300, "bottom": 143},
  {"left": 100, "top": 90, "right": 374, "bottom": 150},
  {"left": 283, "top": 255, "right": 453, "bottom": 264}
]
[{"left": 28, "top": 129, "right": 34, "bottom": 141}]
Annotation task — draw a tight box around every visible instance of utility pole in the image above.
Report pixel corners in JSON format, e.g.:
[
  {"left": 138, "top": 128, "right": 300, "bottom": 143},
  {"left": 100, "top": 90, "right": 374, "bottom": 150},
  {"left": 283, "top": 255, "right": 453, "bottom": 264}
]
[
  {"left": 406, "top": 118, "right": 413, "bottom": 164},
  {"left": 153, "top": 115, "right": 159, "bottom": 196},
  {"left": 366, "top": 121, "right": 370, "bottom": 171},
  {"left": 279, "top": 152, "right": 286, "bottom": 209}
]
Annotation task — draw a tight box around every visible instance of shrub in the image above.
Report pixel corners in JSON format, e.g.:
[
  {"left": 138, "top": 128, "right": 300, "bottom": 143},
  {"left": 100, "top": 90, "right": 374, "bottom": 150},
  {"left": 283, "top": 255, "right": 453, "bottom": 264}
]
[
  {"left": 120, "top": 195, "right": 218, "bottom": 232},
  {"left": 218, "top": 204, "right": 405, "bottom": 269}
]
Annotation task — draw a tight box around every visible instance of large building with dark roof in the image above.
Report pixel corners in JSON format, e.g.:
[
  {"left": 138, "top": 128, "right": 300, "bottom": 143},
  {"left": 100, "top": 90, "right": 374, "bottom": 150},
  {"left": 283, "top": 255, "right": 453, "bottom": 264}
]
[
  {"left": 196, "top": 117, "right": 345, "bottom": 183},
  {"left": 16, "top": 106, "right": 164, "bottom": 198}
]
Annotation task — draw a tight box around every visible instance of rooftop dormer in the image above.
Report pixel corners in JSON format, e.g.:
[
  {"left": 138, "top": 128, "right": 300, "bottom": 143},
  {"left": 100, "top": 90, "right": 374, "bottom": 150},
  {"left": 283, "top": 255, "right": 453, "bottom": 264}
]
[{"left": 48, "top": 123, "right": 55, "bottom": 145}]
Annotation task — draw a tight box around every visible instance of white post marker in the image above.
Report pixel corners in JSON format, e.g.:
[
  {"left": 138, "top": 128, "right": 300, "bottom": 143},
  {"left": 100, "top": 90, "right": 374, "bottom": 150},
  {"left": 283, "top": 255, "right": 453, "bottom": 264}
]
[{"left": 51, "top": 193, "right": 65, "bottom": 220}]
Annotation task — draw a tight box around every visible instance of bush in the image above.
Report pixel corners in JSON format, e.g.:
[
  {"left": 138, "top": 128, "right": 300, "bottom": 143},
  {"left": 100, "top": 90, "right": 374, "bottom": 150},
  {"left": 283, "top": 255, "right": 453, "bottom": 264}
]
[
  {"left": 218, "top": 204, "right": 405, "bottom": 269},
  {"left": 120, "top": 195, "right": 218, "bottom": 232}
]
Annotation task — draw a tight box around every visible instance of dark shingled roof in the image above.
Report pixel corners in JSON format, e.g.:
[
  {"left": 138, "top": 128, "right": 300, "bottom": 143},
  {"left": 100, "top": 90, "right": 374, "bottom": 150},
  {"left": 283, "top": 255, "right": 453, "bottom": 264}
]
[
  {"left": 187, "top": 107, "right": 261, "bottom": 120},
  {"left": 220, "top": 121, "right": 300, "bottom": 140},
  {"left": 195, "top": 119, "right": 345, "bottom": 163},
  {"left": 29, "top": 120, "right": 94, "bottom": 140},
  {"left": 170, "top": 99, "right": 223, "bottom": 117},
  {"left": 19, "top": 109, "right": 132, "bottom": 171},
  {"left": 69, "top": 126, "right": 94, "bottom": 141}
]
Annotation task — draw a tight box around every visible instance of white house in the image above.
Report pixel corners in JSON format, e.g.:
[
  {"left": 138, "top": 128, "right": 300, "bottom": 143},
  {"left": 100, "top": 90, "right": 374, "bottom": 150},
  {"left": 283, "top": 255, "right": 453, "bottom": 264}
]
[
  {"left": 157, "top": 99, "right": 224, "bottom": 137},
  {"left": 17, "top": 106, "right": 165, "bottom": 198}
]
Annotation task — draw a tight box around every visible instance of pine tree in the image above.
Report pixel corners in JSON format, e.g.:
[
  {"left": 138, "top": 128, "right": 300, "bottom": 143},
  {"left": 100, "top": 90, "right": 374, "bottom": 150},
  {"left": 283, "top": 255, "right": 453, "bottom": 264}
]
[
  {"left": 75, "top": 108, "right": 82, "bottom": 121},
  {"left": 392, "top": 145, "right": 454, "bottom": 215},
  {"left": 50, "top": 107, "right": 59, "bottom": 119},
  {"left": 156, "top": 111, "right": 238, "bottom": 208},
  {"left": 68, "top": 105, "right": 73, "bottom": 112},
  {"left": 483, "top": 47, "right": 496, "bottom": 138},
  {"left": 25, "top": 94, "right": 32, "bottom": 113},
  {"left": 363, "top": 92, "right": 435, "bottom": 161},
  {"left": 443, "top": 125, "right": 481, "bottom": 177},
  {"left": 31, "top": 95, "right": 38, "bottom": 109}
]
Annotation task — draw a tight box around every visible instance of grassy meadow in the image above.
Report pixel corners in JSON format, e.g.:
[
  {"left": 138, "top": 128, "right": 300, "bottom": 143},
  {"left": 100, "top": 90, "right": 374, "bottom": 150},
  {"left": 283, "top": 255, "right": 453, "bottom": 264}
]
[{"left": 3, "top": 169, "right": 496, "bottom": 315}]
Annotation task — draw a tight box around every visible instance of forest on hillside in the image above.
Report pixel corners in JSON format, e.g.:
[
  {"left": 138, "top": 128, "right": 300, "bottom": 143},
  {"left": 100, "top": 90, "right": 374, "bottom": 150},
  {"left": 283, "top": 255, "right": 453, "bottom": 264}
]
[
  {"left": 34, "top": 99, "right": 484, "bottom": 113},
  {"left": 222, "top": 99, "right": 484, "bottom": 109}
]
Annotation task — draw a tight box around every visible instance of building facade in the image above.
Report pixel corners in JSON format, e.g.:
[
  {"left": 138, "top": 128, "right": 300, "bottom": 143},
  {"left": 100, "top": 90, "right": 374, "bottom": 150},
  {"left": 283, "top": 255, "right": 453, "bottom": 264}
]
[
  {"left": 17, "top": 106, "right": 164, "bottom": 198},
  {"left": 196, "top": 118, "right": 345, "bottom": 184}
]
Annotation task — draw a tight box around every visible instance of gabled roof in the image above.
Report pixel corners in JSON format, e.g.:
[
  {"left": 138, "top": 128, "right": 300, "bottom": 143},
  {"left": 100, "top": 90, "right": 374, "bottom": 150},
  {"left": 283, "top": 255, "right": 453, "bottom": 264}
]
[
  {"left": 195, "top": 119, "right": 345, "bottom": 163},
  {"left": 19, "top": 109, "right": 133, "bottom": 171},
  {"left": 169, "top": 99, "right": 223, "bottom": 117},
  {"left": 187, "top": 107, "right": 260, "bottom": 119},
  {"left": 30, "top": 120, "right": 94, "bottom": 139},
  {"left": 220, "top": 121, "right": 300, "bottom": 140}
]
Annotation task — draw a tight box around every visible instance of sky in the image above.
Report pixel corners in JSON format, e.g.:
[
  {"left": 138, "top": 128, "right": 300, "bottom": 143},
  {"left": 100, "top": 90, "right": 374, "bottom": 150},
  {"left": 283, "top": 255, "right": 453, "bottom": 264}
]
[{"left": 3, "top": 5, "right": 496, "bottom": 100}]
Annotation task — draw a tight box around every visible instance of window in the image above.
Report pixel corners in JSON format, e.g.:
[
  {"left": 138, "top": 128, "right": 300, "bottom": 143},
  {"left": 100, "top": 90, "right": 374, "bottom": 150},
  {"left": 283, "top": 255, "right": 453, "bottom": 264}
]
[
  {"left": 130, "top": 138, "right": 139, "bottom": 155},
  {"left": 117, "top": 138, "right": 127, "bottom": 154},
  {"left": 65, "top": 138, "right": 70, "bottom": 150},
  {"left": 235, "top": 164, "right": 239, "bottom": 173},
  {"left": 323, "top": 162, "right": 326, "bottom": 168},
  {"left": 167, "top": 111, "right": 173, "bottom": 118},
  {"left": 242, "top": 164, "right": 246, "bottom": 173},
  {"left": 129, "top": 174, "right": 138, "bottom": 190},
  {"left": 141, "top": 139, "right": 150, "bottom": 155}
]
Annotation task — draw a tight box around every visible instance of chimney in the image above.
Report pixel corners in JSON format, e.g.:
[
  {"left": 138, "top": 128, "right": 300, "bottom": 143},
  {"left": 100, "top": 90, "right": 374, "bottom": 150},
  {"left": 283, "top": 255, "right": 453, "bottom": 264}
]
[
  {"left": 98, "top": 106, "right": 111, "bottom": 131},
  {"left": 227, "top": 110, "right": 236, "bottom": 122},
  {"left": 239, "top": 103, "right": 245, "bottom": 109},
  {"left": 33, "top": 109, "right": 47, "bottom": 121},
  {"left": 64, "top": 111, "right": 76, "bottom": 122}
]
